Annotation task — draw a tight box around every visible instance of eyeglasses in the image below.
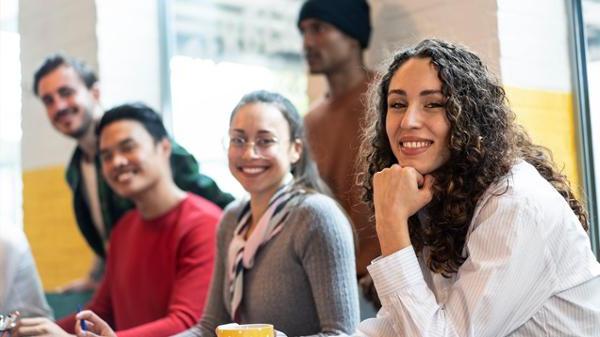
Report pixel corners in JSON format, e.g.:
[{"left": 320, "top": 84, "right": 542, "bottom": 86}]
[{"left": 226, "top": 135, "right": 281, "bottom": 155}]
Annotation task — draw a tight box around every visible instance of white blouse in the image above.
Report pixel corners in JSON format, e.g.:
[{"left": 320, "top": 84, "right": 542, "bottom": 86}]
[
  {"left": 353, "top": 161, "right": 600, "bottom": 337},
  {"left": 0, "top": 227, "right": 53, "bottom": 318}
]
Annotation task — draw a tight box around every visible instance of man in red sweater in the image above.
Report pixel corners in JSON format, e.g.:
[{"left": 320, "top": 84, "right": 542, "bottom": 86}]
[{"left": 16, "top": 103, "right": 221, "bottom": 337}]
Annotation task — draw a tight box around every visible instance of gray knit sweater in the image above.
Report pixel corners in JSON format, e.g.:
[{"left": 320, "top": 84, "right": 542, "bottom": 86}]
[{"left": 173, "top": 193, "right": 359, "bottom": 337}]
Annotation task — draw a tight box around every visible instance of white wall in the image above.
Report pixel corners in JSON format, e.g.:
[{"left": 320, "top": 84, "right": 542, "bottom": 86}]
[
  {"left": 497, "top": 0, "right": 572, "bottom": 91},
  {"left": 96, "top": 0, "right": 161, "bottom": 111},
  {"left": 367, "top": 0, "right": 500, "bottom": 76},
  {"left": 19, "top": 0, "right": 98, "bottom": 170},
  {"left": 19, "top": 0, "right": 163, "bottom": 171}
]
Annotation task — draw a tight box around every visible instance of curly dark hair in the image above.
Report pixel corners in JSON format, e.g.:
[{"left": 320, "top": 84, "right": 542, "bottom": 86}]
[{"left": 360, "top": 39, "right": 588, "bottom": 277}]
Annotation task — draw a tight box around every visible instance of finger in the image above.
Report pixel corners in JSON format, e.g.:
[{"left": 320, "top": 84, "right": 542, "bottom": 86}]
[
  {"left": 18, "top": 318, "right": 49, "bottom": 327},
  {"left": 17, "top": 325, "right": 46, "bottom": 336},
  {"left": 77, "top": 329, "right": 102, "bottom": 337},
  {"left": 76, "top": 311, "right": 109, "bottom": 332},
  {"left": 75, "top": 319, "right": 96, "bottom": 333},
  {"left": 416, "top": 172, "right": 425, "bottom": 187},
  {"left": 422, "top": 174, "right": 435, "bottom": 191},
  {"left": 400, "top": 166, "right": 422, "bottom": 184},
  {"left": 419, "top": 175, "right": 435, "bottom": 202}
]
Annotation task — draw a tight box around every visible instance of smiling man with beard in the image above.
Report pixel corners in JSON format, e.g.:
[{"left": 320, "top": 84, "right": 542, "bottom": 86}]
[
  {"left": 32, "top": 55, "right": 233, "bottom": 293},
  {"left": 297, "top": 0, "right": 380, "bottom": 312},
  {"left": 16, "top": 103, "right": 222, "bottom": 337}
]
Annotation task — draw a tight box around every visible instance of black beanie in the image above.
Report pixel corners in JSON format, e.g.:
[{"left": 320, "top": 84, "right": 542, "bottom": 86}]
[{"left": 298, "top": 0, "right": 371, "bottom": 49}]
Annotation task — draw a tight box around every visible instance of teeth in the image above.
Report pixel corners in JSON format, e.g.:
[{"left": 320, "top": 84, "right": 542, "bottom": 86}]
[
  {"left": 116, "top": 171, "right": 134, "bottom": 182},
  {"left": 402, "top": 141, "right": 431, "bottom": 149},
  {"left": 242, "top": 167, "right": 266, "bottom": 174}
]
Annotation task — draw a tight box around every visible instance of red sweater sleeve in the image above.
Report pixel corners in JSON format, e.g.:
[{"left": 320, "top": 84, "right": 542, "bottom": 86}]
[
  {"left": 115, "top": 211, "right": 218, "bottom": 337},
  {"left": 57, "top": 263, "right": 115, "bottom": 333}
]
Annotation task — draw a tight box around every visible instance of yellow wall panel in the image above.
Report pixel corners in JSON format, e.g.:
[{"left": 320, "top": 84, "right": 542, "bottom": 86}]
[
  {"left": 505, "top": 86, "right": 582, "bottom": 196},
  {"left": 23, "top": 166, "right": 93, "bottom": 290}
]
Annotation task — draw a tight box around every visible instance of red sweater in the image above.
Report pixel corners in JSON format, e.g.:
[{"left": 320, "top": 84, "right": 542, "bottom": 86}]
[{"left": 58, "top": 194, "right": 221, "bottom": 337}]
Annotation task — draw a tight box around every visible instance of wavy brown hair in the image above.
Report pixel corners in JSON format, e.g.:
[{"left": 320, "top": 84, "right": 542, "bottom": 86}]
[{"left": 361, "top": 39, "right": 588, "bottom": 277}]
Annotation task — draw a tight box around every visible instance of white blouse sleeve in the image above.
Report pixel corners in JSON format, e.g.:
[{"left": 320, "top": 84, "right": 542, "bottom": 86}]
[{"left": 354, "top": 194, "right": 556, "bottom": 337}]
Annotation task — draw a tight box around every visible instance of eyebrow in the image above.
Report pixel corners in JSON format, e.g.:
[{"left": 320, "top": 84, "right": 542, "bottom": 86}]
[
  {"left": 40, "top": 86, "right": 73, "bottom": 98},
  {"left": 387, "top": 89, "right": 443, "bottom": 97},
  {"left": 99, "top": 138, "right": 134, "bottom": 154},
  {"left": 230, "top": 129, "right": 276, "bottom": 135}
]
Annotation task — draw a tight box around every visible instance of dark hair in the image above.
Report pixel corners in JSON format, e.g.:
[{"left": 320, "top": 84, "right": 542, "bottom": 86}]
[
  {"left": 298, "top": 0, "right": 371, "bottom": 49},
  {"left": 96, "top": 103, "right": 169, "bottom": 142},
  {"left": 230, "top": 90, "right": 330, "bottom": 195},
  {"left": 361, "top": 39, "right": 588, "bottom": 277},
  {"left": 33, "top": 54, "right": 98, "bottom": 96}
]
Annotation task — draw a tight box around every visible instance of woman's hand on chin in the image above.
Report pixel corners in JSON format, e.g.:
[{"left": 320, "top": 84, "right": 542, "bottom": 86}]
[{"left": 373, "top": 164, "right": 434, "bottom": 256}]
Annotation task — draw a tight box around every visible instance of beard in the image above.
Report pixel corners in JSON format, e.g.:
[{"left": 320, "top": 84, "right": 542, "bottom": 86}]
[
  {"left": 54, "top": 106, "right": 94, "bottom": 139},
  {"left": 69, "top": 113, "right": 94, "bottom": 139}
]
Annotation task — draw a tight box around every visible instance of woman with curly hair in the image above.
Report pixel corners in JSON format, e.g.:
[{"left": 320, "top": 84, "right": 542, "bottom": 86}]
[{"left": 353, "top": 39, "right": 600, "bottom": 337}]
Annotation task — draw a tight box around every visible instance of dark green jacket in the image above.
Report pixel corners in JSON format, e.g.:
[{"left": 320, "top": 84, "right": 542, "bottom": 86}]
[{"left": 65, "top": 141, "right": 233, "bottom": 258}]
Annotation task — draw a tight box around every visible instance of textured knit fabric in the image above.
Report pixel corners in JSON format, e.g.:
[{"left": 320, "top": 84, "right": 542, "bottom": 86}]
[
  {"left": 228, "top": 180, "right": 301, "bottom": 321},
  {"left": 304, "top": 77, "right": 379, "bottom": 278},
  {"left": 297, "top": 0, "right": 371, "bottom": 49},
  {"left": 174, "top": 193, "right": 359, "bottom": 337},
  {"left": 58, "top": 194, "right": 221, "bottom": 337},
  {"left": 65, "top": 140, "right": 234, "bottom": 259},
  {"left": 350, "top": 161, "right": 600, "bottom": 337},
  {"left": 0, "top": 227, "right": 53, "bottom": 318}
]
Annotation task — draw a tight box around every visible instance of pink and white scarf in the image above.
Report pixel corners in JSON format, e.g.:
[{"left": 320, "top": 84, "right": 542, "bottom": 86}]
[{"left": 227, "top": 178, "right": 304, "bottom": 322}]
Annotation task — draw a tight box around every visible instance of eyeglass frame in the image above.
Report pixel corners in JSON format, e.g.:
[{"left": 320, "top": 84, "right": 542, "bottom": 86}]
[{"left": 224, "top": 133, "right": 289, "bottom": 155}]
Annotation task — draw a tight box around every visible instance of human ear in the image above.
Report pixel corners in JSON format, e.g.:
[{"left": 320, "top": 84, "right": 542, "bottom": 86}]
[
  {"left": 290, "top": 139, "right": 302, "bottom": 164},
  {"left": 159, "top": 137, "right": 172, "bottom": 157},
  {"left": 90, "top": 82, "right": 101, "bottom": 101}
]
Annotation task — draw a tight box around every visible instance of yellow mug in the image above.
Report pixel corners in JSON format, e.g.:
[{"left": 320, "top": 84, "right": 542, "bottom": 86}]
[{"left": 216, "top": 323, "right": 275, "bottom": 337}]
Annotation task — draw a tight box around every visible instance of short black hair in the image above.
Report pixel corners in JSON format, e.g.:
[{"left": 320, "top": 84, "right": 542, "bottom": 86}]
[
  {"left": 33, "top": 53, "right": 98, "bottom": 96},
  {"left": 96, "top": 103, "right": 169, "bottom": 142}
]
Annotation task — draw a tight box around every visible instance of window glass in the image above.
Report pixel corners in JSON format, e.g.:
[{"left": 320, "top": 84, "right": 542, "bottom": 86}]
[
  {"left": 580, "top": 0, "right": 600, "bottom": 257},
  {"left": 165, "top": 0, "right": 306, "bottom": 197},
  {"left": 0, "top": 0, "right": 22, "bottom": 229}
]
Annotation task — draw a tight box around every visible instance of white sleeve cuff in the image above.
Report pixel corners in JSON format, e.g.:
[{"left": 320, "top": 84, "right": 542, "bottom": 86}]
[{"left": 367, "top": 246, "right": 425, "bottom": 297}]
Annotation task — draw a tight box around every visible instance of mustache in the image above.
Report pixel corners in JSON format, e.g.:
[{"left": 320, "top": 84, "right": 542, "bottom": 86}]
[
  {"left": 109, "top": 165, "right": 137, "bottom": 179},
  {"left": 53, "top": 107, "right": 77, "bottom": 122}
]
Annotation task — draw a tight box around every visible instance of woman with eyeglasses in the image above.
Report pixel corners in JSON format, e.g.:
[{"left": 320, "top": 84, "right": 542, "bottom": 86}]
[{"left": 75, "top": 90, "right": 359, "bottom": 337}]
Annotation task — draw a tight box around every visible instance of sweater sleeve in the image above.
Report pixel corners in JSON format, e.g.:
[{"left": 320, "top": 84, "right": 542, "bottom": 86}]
[
  {"left": 172, "top": 206, "right": 240, "bottom": 337},
  {"left": 57, "top": 245, "right": 115, "bottom": 333},
  {"left": 296, "top": 195, "right": 360, "bottom": 337},
  {"left": 114, "top": 210, "right": 219, "bottom": 337}
]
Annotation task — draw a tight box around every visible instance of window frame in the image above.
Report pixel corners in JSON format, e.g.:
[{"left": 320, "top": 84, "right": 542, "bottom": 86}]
[{"left": 570, "top": 0, "right": 600, "bottom": 258}]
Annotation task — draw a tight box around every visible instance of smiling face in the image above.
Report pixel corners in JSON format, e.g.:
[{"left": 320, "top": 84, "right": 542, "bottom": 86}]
[
  {"left": 228, "top": 102, "right": 301, "bottom": 200},
  {"left": 99, "top": 120, "right": 170, "bottom": 200},
  {"left": 385, "top": 57, "right": 451, "bottom": 175},
  {"left": 37, "top": 65, "right": 98, "bottom": 139}
]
